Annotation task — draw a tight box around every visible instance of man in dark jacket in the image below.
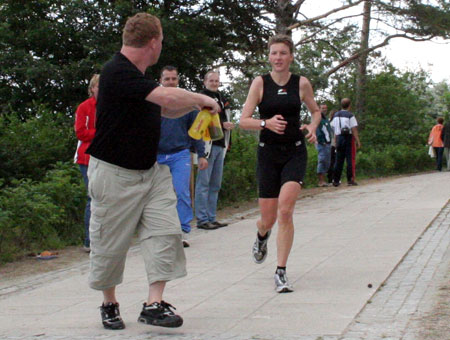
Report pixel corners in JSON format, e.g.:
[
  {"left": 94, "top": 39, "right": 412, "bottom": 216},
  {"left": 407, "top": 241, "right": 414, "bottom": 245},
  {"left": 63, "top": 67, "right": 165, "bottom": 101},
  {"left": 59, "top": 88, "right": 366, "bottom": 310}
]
[{"left": 194, "top": 70, "right": 235, "bottom": 230}]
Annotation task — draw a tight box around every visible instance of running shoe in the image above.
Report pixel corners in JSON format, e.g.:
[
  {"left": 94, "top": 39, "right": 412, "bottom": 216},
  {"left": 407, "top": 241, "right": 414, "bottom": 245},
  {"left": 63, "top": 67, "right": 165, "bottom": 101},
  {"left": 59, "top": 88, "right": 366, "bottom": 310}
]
[
  {"left": 100, "top": 302, "right": 125, "bottom": 330},
  {"left": 252, "top": 230, "right": 271, "bottom": 264},
  {"left": 274, "top": 268, "right": 294, "bottom": 293},
  {"left": 138, "top": 301, "right": 183, "bottom": 328}
]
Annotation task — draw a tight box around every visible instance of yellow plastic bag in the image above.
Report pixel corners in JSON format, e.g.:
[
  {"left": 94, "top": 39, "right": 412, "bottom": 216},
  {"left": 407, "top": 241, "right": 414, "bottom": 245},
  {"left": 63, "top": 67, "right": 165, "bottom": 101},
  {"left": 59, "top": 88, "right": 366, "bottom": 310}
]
[
  {"left": 208, "top": 112, "right": 224, "bottom": 141},
  {"left": 188, "top": 109, "right": 211, "bottom": 140},
  {"left": 203, "top": 125, "right": 211, "bottom": 141}
]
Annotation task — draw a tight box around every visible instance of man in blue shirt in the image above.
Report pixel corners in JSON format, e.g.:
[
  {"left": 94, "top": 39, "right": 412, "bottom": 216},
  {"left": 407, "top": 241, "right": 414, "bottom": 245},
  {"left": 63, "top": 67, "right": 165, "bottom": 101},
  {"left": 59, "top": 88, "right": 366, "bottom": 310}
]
[
  {"left": 157, "top": 66, "right": 208, "bottom": 247},
  {"left": 315, "top": 104, "right": 333, "bottom": 187}
]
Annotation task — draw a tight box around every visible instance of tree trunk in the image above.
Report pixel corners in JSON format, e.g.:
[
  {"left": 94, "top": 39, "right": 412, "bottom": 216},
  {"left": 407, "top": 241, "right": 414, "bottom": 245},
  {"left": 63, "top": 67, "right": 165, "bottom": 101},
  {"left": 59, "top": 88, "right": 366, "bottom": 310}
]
[
  {"left": 275, "top": 0, "right": 296, "bottom": 35},
  {"left": 356, "top": 1, "right": 371, "bottom": 122}
]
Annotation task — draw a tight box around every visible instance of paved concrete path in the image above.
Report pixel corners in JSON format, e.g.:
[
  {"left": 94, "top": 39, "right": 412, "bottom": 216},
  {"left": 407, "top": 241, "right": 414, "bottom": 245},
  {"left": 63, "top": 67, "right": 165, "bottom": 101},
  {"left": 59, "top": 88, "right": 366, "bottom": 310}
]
[{"left": 0, "top": 172, "right": 449, "bottom": 340}]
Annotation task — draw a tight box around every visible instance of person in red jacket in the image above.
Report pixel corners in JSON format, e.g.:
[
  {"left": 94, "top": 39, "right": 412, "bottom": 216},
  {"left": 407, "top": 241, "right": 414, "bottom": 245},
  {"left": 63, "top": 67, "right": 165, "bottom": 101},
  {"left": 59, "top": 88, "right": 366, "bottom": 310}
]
[
  {"left": 74, "top": 74, "right": 99, "bottom": 252},
  {"left": 428, "top": 117, "right": 445, "bottom": 171}
]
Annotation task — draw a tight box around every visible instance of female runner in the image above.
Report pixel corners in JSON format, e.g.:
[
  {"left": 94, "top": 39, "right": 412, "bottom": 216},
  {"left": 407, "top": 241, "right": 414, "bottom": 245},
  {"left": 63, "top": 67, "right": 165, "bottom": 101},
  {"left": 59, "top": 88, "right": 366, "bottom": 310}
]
[{"left": 239, "top": 34, "right": 321, "bottom": 292}]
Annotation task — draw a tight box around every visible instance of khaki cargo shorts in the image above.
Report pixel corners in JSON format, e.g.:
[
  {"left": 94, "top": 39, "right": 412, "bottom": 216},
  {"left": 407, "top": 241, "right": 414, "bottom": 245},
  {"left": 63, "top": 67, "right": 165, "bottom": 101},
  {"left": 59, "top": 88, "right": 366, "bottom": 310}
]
[{"left": 87, "top": 157, "right": 186, "bottom": 290}]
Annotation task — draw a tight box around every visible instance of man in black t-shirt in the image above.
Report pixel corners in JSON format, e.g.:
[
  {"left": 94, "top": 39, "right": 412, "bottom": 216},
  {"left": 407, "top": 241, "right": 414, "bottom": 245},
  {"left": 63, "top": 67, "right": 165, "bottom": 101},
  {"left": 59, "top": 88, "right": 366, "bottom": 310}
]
[{"left": 86, "top": 13, "right": 219, "bottom": 331}]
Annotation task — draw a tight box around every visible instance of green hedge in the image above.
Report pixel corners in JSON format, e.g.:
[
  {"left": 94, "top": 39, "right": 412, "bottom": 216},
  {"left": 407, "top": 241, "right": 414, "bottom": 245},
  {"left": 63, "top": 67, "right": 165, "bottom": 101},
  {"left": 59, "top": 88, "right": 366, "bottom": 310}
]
[
  {"left": 0, "top": 162, "right": 85, "bottom": 262},
  {"left": 0, "top": 131, "right": 436, "bottom": 263},
  {"left": 0, "top": 106, "right": 76, "bottom": 187},
  {"left": 219, "top": 132, "right": 435, "bottom": 207},
  {"left": 356, "top": 145, "right": 434, "bottom": 177}
]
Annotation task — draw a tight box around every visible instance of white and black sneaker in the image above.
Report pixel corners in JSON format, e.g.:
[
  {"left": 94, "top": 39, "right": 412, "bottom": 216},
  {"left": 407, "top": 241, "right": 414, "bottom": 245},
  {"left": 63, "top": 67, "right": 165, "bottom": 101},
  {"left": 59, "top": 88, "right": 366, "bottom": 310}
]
[
  {"left": 138, "top": 301, "right": 183, "bottom": 328},
  {"left": 252, "top": 230, "right": 271, "bottom": 264},
  {"left": 100, "top": 302, "right": 125, "bottom": 330},
  {"left": 274, "top": 268, "right": 294, "bottom": 293}
]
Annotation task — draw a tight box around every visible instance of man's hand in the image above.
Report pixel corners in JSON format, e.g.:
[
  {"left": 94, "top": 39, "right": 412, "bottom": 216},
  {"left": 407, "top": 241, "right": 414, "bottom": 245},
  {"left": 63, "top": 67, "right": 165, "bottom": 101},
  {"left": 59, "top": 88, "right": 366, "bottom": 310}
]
[
  {"left": 198, "top": 157, "right": 208, "bottom": 170},
  {"left": 223, "top": 122, "right": 235, "bottom": 130},
  {"left": 202, "top": 95, "right": 221, "bottom": 114},
  {"left": 300, "top": 124, "right": 317, "bottom": 143}
]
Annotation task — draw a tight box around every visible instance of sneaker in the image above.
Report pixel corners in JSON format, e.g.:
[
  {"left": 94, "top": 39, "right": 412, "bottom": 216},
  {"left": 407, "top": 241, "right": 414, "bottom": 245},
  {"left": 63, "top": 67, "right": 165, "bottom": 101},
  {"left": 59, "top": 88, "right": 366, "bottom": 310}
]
[
  {"left": 138, "top": 301, "right": 183, "bottom": 328},
  {"left": 83, "top": 245, "right": 91, "bottom": 253},
  {"left": 274, "top": 269, "right": 294, "bottom": 293},
  {"left": 182, "top": 240, "right": 190, "bottom": 248},
  {"left": 252, "top": 230, "right": 271, "bottom": 264},
  {"left": 210, "top": 221, "right": 228, "bottom": 228},
  {"left": 100, "top": 302, "right": 125, "bottom": 330},
  {"left": 347, "top": 181, "right": 358, "bottom": 186},
  {"left": 197, "top": 222, "right": 219, "bottom": 230},
  {"left": 332, "top": 182, "right": 340, "bottom": 187}
]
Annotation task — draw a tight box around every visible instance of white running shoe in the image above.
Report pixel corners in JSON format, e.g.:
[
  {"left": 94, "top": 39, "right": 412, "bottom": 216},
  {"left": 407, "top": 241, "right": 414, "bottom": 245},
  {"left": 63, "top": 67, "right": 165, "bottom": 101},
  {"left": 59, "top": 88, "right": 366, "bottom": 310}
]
[{"left": 274, "top": 268, "right": 294, "bottom": 293}]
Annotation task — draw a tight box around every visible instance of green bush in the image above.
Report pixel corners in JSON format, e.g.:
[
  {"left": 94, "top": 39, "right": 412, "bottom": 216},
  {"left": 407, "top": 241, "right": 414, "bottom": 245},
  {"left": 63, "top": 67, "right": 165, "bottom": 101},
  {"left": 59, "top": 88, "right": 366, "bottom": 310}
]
[
  {"left": 219, "top": 130, "right": 259, "bottom": 206},
  {"left": 0, "top": 106, "right": 76, "bottom": 187},
  {"left": 356, "top": 144, "right": 434, "bottom": 178},
  {"left": 218, "top": 132, "right": 435, "bottom": 209},
  {"left": 303, "top": 144, "right": 319, "bottom": 188},
  {"left": 0, "top": 126, "right": 436, "bottom": 264},
  {"left": 0, "top": 162, "right": 85, "bottom": 263},
  {"left": 220, "top": 132, "right": 324, "bottom": 207}
]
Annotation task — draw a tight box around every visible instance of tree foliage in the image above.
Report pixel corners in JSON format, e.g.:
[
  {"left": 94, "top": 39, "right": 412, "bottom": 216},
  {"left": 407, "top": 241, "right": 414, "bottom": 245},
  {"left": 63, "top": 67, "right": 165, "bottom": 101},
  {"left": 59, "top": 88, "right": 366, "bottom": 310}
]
[
  {"left": 0, "top": 0, "right": 267, "bottom": 118},
  {"left": 360, "top": 66, "right": 433, "bottom": 149},
  {"left": 0, "top": 105, "right": 75, "bottom": 186}
]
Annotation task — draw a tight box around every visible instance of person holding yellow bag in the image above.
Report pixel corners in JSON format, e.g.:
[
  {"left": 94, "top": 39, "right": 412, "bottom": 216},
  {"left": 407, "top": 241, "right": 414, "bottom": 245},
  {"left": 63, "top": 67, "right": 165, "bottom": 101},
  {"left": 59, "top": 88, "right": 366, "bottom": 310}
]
[{"left": 194, "top": 70, "right": 234, "bottom": 230}]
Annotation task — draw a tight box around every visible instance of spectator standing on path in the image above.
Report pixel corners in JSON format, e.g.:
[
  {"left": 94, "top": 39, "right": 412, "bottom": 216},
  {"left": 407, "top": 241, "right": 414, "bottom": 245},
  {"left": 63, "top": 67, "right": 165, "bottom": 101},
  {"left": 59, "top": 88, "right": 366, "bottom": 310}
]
[
  {"left": 74, "top": 74, "right": 99, "bottom": 253},
  {"left": 330, "top": 98, "right": 361, "bottom": 186},
  {"left": 315, "top": 104, "right": 333, "bottom": 187},
  {"left": 239, "top": 34, "right": 321, "bottom": 293},
  {"left": 157, "top": 66, "right": 208, "bottom": 248},
  {"left": 327, "top": 109, "right": 337, "bottom": 184},
  {"left": 86, "top": 12, "right": 220, "bottom": 331},
  {"left": 428, "top": 117, "right": 444, "bottom": 171},
  {"left": 441, "top": 118, "right": 450, "bottom": 171},
  {"left": 194, "top": 70, "right": 235, "bottom": 230}
]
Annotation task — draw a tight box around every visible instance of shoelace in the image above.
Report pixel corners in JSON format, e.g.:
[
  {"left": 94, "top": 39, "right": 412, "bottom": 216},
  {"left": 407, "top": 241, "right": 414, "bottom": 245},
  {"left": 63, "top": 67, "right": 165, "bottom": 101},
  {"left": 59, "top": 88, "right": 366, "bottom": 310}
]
[
  {"left": 160, "top": 301, "right": 177, "bottom": 315},
  {"left": 277, "top": 271, "right": 288, "bottom": 284},
  {"left": 102, "top": 304, "right": 121, "bottom": 320}
]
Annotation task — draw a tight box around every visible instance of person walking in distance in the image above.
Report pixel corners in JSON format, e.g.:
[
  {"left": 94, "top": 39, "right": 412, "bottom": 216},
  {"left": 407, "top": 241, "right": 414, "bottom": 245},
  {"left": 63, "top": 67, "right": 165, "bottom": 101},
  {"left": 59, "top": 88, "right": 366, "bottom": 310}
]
[
  {"left": 157, "top": 65, "right": 208, "bottom": 247},
  {"left": 428, "top": 117, "right": 445, "bottom": 171},
  {"left": 330, "top": 98, "right": 361, "bottom": 186},
  {"left": 74, "top": 74, "right": 99, "bottom": 253},
  {"left": 239, "top": 34, "right": 321, "bottom": 293},
  {"left": 86, "top": 13, "right": 220, "bottom": 330},
  {"left": 194, "top": 70, "right": 234, "bottom": 230}
]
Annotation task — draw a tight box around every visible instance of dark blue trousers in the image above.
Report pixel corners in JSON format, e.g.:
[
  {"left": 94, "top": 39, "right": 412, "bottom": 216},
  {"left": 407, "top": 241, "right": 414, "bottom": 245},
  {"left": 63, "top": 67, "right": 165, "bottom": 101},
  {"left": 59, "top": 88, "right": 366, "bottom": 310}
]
[{"left": 333, "top": 135, "right": 353, "bottom": 184}]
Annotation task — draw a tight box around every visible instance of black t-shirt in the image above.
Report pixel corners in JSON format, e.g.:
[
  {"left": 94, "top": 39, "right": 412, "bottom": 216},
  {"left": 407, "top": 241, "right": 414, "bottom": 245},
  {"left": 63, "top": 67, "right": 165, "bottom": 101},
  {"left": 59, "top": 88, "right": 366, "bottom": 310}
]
[
  {"left": 258, "top": 73, "right": 303, "bottom": 144},
  {"left": 87, "top": 52, "right": 160, "bottom": 170},
  {"left": 201, "top": 89, "right": 228, "bottom": 148}
]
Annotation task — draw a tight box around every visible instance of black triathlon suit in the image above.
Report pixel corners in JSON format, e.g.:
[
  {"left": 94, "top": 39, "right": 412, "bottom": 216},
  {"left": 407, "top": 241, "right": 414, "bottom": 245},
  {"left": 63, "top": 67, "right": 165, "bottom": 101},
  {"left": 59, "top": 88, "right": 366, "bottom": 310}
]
[{"left": 257, "top": 73, "right": 307, "bottom": 198}]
